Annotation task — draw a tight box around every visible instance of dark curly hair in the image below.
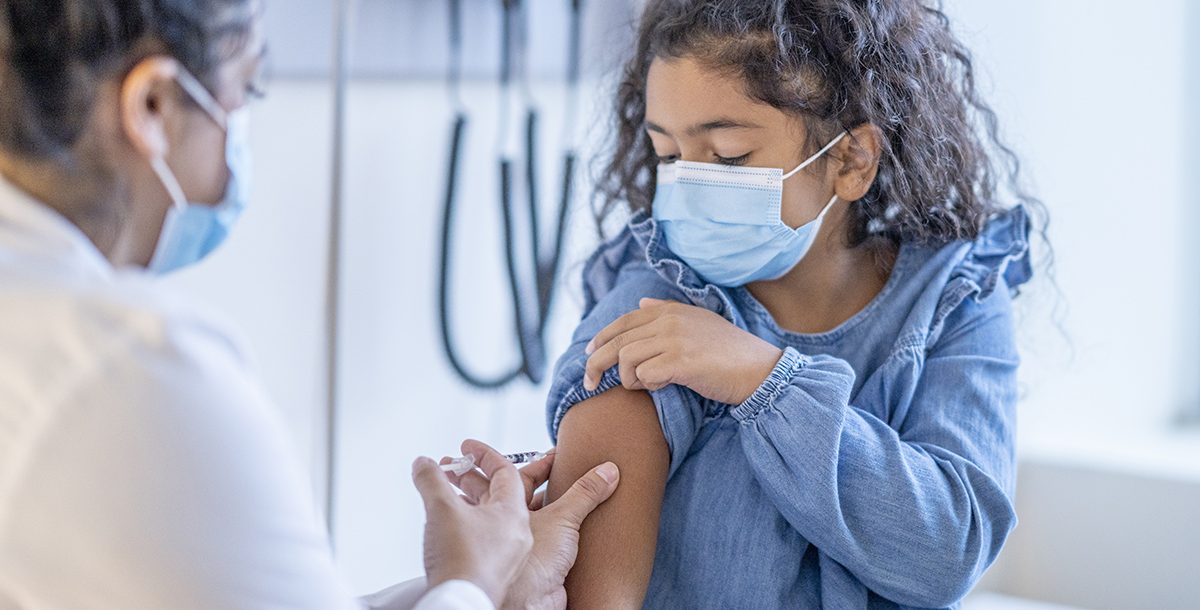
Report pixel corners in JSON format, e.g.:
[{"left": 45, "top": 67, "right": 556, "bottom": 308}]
[
  {"left": 0, "top": 0, "right": 256, "bottom": 161},
  {"left": 596, "top": 0, "right": 1048, "bottom": 255}
]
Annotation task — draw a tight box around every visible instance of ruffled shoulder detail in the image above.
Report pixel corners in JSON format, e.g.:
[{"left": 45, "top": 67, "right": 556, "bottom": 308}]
[
  {"left": 582, "top": 210, "right": 741, "bottom": 324},
  {"left": 951, "top": 204, "right": 1033, "bottom": 301},
  {"left": 626, "top": 211, "right": 741, "bottom": 323},
  {"left": 925, "top": 205, "right": 1034, "bottom": 346}
]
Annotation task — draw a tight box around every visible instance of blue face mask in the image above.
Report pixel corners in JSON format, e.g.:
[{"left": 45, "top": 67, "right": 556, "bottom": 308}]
[
  {"left": 147, "top": 67, "right": 252, "bottom": 275},
  {"left": 651, "top": 132, "right": 846, "bottom": 287}
]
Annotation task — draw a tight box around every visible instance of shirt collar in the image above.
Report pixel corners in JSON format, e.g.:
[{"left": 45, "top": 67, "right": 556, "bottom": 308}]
[{"left": 0, "top": 173, "right": 114, "bottom": 279}]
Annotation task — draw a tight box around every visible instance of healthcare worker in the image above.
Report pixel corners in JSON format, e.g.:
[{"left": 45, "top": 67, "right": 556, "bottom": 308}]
[{"left": 0, "top": 1, "right": 619, "bottom": 609}]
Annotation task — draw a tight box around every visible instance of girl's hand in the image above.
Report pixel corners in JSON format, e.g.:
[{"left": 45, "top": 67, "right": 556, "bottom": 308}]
[{"left": 582, "top": 298, "right": 784, "bottom": 405}]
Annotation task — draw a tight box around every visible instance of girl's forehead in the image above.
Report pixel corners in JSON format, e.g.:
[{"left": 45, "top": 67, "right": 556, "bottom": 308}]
[
  {"left": 648, "top": 57, "right": 742, "bottom": 98},
  {"left": 646, "top": 57, "right": 789, "bottom": 132}
]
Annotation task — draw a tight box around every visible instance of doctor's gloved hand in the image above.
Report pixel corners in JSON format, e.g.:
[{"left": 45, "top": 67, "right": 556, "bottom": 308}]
[
  {"left": 412, "top": 452, "right": 532, "bottom": 608},
  {"left": 448, "top": 440, "right": 620, "bottom": 610}
]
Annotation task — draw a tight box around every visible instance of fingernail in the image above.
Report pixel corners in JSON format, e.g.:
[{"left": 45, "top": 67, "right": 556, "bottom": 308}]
[
  {"left": 585, "top": 340, "right": 595, "bottom": 355},
  {"left": 583, "top": 374, "right": 594, "bottom": 390},
  {"left": 596, "top": 462, "right": 618, "bottom": 483}
]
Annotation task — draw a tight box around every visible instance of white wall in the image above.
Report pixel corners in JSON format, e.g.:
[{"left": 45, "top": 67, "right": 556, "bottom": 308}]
[{"left": 943, "top": 0, "right": 1195, "bottom": 442}]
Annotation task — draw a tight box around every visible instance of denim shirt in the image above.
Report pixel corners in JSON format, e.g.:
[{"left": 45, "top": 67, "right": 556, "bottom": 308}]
[{"left": 545, "top": 206, "right": 1032, "bottom": 609}]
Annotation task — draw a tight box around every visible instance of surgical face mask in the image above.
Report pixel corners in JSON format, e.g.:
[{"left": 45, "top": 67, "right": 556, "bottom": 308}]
[
  {"left": 147, "top": 67, "right": 252, "bottom": 275},
  {"left": 652, "top": 132, "right": 847, "bottom": 287}
]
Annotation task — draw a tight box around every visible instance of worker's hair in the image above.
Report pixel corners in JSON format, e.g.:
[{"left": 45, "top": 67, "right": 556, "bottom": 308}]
[
  {"left": 0, "top": 0, "right": 256, "bottom": 160},
  {"left": 596, "top": 0, "right": 1048, "bottom": 253}
]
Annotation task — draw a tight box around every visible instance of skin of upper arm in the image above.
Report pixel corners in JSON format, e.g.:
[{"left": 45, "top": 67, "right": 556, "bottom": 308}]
[{"left": 546, "top": 387, "right": 670, "bottom": 610}]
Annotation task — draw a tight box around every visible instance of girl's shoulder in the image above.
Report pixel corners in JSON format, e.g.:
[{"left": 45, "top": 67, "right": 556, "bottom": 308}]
[
  {"left": 948, "top": 203, "right": 1034, "bottom": 300},
  {"left": 581, "top": 210, "right": 742, "bottom": 324},
  {"left": 896, "top": 204, "right": 1034, "bottom": 348}
]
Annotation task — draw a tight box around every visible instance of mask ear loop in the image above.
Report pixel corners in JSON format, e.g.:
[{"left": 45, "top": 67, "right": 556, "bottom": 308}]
[
  {"left": 150, "top": 156, "right": 187, "bottom": 212},
  {"left": 815, "top": 194, "right": 840, "bottom": 220},
  {"left": 148, "top": 65, "right": 232, "bottom": 213},
  {"left": 174, "top": 66, "right": 229, "bottom": 129},
  {"left": 782, "top": 131, "right": 848, "bottom": 181},
  {"left": 781, "top": 132, "right": 847, "bottom": 228}
]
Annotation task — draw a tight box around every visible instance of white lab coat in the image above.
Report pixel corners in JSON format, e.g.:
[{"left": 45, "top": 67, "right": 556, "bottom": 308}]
[{"left": 0, "top": 177, "right": 492, "bottom": 610}]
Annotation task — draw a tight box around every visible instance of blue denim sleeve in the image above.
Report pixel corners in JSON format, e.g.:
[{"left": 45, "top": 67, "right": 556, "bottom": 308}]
[
  {"left": 546, "top": 250, "right": 707, "bottom": 477},
  {"left": 728, "top": 283, "right": 1020, "bottom": 608}
]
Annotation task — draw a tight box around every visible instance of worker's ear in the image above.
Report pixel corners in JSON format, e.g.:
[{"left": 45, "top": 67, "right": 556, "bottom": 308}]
[{"left": 120, "top": 57, "right": 182, "bottom": 161}]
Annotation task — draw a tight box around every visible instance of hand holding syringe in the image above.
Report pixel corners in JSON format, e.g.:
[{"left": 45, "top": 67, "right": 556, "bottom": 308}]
[{"left": 440, "top": 450, "right": 549, "bottom": 476}]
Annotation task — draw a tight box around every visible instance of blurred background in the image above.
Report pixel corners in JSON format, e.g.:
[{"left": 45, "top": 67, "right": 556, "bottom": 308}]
[{"left": 160, "top": 1, "right": 1200, "bottom": 608}]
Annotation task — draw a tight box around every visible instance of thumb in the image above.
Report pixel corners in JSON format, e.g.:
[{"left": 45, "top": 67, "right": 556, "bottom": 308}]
[
  {"left": 411, "top": 457, "right": 458, "bottom": 511},
  {"left": 550, "top": 462, "right": 620, "bottom": 529}
]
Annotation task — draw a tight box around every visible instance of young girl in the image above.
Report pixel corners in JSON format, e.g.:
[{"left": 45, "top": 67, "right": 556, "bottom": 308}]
[{"left": 543, "top": 0, "right": 1043, "bottom": 608}]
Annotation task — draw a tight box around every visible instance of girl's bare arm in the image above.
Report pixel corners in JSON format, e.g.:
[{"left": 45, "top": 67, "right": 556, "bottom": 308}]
[{"left": 546, "top": 387, "right": 670, "bottom": 610}]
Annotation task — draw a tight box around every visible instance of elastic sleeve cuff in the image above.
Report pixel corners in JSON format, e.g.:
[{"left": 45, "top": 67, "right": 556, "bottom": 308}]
[{"left": 731, "top": 347, "right": 807, "bottom": 422}]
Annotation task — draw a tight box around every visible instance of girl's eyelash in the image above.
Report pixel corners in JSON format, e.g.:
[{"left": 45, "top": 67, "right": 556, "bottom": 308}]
[
  {"left": 656, "top": 153, "right": 752, "bottom": 165},
  {"left": 715, "top": 153, "right": 751, "bottom": 166}
]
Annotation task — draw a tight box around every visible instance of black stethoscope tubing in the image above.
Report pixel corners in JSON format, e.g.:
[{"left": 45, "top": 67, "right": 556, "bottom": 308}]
[{"left": 438, "top": 0, "right": 583, "bottom": 389}]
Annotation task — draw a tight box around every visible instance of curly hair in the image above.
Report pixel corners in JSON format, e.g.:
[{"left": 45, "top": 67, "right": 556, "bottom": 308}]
[{"left": 595, "top": 0, "right": 1047, "bottom": 254}]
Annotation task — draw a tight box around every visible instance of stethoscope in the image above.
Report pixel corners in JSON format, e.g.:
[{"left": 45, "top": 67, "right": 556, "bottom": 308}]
[{"left": 439, "top": 0, "right": 584, "bottom": 389}]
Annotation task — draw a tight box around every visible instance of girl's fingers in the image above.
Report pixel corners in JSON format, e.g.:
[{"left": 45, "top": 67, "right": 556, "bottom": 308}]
[
  {"left": 634, "top": 353, "right": 676, "bottom": 390},
  {"left": 638, "top": 297, "right": 672, "bottom": 308},
  {"left": 584, "top": 323, "right": 659, "bottom": 390},
  {"left": 585, "top": 307, "right": 659, "bottom": 355},
  {"left": 615, "top": 338, "right": 665, "bottom": 391}
]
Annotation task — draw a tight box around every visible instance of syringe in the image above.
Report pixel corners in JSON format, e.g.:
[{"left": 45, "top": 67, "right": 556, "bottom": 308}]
[{"left": 440, "top": 450, "right": 548, "bottom": 476}]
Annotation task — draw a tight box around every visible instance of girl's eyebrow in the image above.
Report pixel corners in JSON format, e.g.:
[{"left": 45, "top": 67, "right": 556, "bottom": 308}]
[{"left": 646, "top": 118, "right": 763, "bottom": 137}]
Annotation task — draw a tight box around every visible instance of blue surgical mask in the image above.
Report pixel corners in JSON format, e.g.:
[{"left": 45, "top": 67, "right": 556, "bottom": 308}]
[
  {"left": 147, "top": 67, "right": 252, "bottom": 275},
  {"left": 652, "top": 132, "right": 847, "bottom": 287}
]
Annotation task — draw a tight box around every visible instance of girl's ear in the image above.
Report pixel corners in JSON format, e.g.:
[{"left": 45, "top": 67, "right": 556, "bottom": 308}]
[{"left": 833, "top": 123, "right": 884, "bottom": 202}]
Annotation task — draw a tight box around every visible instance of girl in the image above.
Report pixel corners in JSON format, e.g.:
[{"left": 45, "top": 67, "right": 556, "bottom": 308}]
[{"left": 544, "top": 0, "right": 1043, "bottom": 608}]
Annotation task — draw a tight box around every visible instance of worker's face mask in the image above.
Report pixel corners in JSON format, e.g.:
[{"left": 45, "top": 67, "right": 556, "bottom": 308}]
[
  {"left": 147, "top": 67, "right": 252, "bottom": 275},
  {"left": 651, "top": 132, "right": 846, "bottom": 287}
]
